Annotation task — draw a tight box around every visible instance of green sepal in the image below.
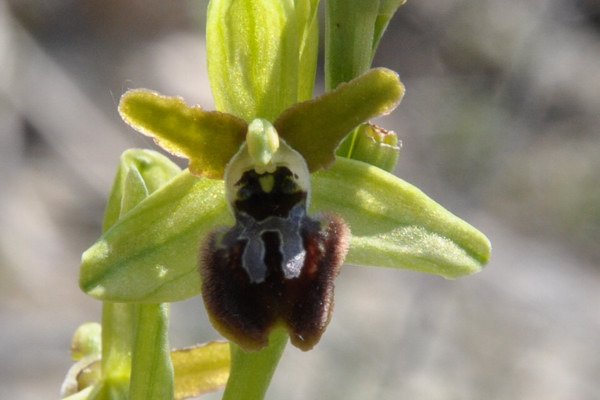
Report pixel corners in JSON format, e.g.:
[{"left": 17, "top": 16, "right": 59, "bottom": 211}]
[
  {"left": 207, "top": 0, "right": 319, "bottom": 122},
  {"left": 311, "top": 157, "right": 491, "bottom": 278},
  {"left": 171, "top": 342, "right": 230, "bottom": 399},
  {"left": 275, "top": 68, "right": 404, "bottom": 172},
  {"left": 118, "top": 90, "right": 248, "bottom": 179},
  {"left": 79, "top": 171, "right": 231, "bottom": 303},
  {"left": 80, "top": 155, "right": 488, "bottom": 303}
]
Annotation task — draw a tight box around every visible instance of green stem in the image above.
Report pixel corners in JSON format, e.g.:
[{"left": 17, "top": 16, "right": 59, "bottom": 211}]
[
  {"left": 99, "top": 302, "right": 134, "bottom": 399},
  {"left": 223, "top": 329, "right": 288, "bottom": 400},
  {"left": 129, "top": 303, "right": 174, "bottom": 400},
  {"left": 325, "top": 0, "right": 379, "bottom": 158},
  {"left": 325, "top": 0, "right": 379, "bottom": 91}
]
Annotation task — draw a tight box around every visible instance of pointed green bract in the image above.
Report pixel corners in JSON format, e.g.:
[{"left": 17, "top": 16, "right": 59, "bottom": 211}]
[
  {"left": 311, "top": 157, "right": 490, "bottom": 278},
  {"left": 207, "top": 0, "right": 319, "bottom": 121},
  {"left": 275, "top": 68, "right": 404, "bottom": 172},
  {"left": 119, "top": 90, "right": 248, "bottom": 179},
  {"left": 103, "top": 149, "right": 181, "bottom": 232},
  {"left": 171, "top": 342, "right": 230, "bottom": 399}
]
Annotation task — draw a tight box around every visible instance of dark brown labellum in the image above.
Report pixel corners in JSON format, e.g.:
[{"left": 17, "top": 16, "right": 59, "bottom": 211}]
[{"left": 200, "top": 165, "right": 350, "bottom": 351}]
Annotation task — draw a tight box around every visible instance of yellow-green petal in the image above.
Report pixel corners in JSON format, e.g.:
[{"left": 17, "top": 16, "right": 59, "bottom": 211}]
[
  {"left": 171, "top": 342, "right": 230, "bottom": 399},
  {"left": 119, "top": 90, "right": 248, "bottom": 179},
  {"left": 311, "top": 157, "right": 491, "bottom": 278},
  {"left": 275, "top": 68, "right": 404, "bottom": 172}
]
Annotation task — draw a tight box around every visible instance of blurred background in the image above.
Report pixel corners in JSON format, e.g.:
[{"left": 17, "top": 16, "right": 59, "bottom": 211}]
[{"left": 1, "top": 0, "right": 599, "bottom": 398}]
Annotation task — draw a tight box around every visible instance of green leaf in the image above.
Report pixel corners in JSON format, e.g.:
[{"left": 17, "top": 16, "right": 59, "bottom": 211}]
[
  {"left": 207, "top": 0, "right": 319, "bottom": 121},
  {"left": 311, "top": 157, "right": 491, "bottom": 278},
  {"left": 119, "top": 90, "right": 248, "bottom": 179},
  {"left": 275, "top": 68, "right": 404, "bottom": 172},
  {"left": 79, "top": 171, "right": 231, "bottom": 303},
  {"left": 171, "top": 342, "right": 230, "bottom": 399}
]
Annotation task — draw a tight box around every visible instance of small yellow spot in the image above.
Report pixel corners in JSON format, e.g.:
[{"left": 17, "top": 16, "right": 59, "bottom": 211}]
[
  {"left": 156, "top": 264, "right": 168, "bottom": 279},
  {"left": 259, "top": 174, "right": 275, "bottom": 193},
  {"left": 88, "top": 285, "right": 106, "bottom": 298}
]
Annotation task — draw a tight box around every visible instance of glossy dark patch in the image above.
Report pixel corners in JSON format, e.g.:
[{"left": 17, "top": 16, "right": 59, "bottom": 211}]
[
  {"left": 233, "top": 167, "right": 306, "bottom": 220},
  {"left": 199, "top": 166, "right": 350, "bottom": 351},
  {"left": 201, "top": 212, "right": 349, "bottom": 351}
]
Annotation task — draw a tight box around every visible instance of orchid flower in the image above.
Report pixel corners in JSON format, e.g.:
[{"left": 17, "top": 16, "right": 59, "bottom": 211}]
[{"left": 67, "top": 1, "right": 490, "bottom": 399}]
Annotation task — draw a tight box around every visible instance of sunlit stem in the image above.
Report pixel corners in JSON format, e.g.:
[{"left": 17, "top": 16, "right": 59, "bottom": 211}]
[
  {"left": 100, "top": 302, "right": 133, "bottom": 398},
  {"left": 223, "top": 329, "right": 288, "bottom": 400}
]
